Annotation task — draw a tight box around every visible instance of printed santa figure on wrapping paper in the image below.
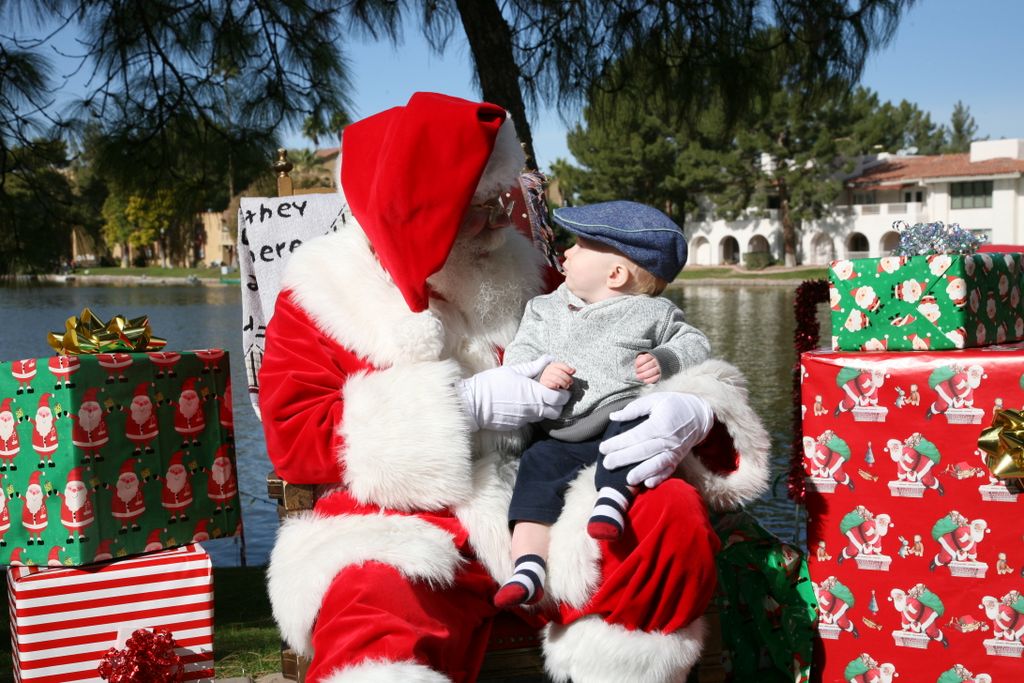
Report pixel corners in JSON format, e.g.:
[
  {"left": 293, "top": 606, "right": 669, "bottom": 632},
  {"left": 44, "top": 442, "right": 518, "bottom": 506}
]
[
  {"left": 58, "top": 466, "right": 95, "bottom": 544},
  {"left": 11, "top": 358, "right": 36, "bottom": 394},
  {"left": 803, "top": 430, "right": 855, "bottom": 492},
  {"left": 191, "top": 518, "right": 209, "bottom": 544},
  {"left": 93, "top": 538, "right": 114, "bottom": 562},
  {"left": 206, "top": 445, "right": 236, "bottom": 514},
  {"left": 889, "top": 583, "right": 949, "bottom": 648},
  {"left": 837, "top": 505, "right": 892, "bottom": 570},
  {"left": 94, "top": 352, "right": 132, "bottom": 383},
  {"left": 47, "top": 354, "right": 80, "bottom": 390},
  {"left": 844, "top": 653, "right": 896, "bottom": 683},
  {"left": 193, "top": 348, "right": 225, "bottom": 374},
  {"left": 929, "top": 511, "right": 989, "bottom": 576},
  {"left": 0, "top": 397, "right": 20, "bottom": 471},
  {"left": 22, "top": 470, "right": 49, "bottom": 545},
  {"left": 29, "top": 392, "right": 59, "bottom": 468},
  {"left": 926, "top": 363, "right": 986, "bottom": 423},
  {"left": 46, "top": 545, "right": 64, "bottom": 566},
  {"left": 124, "top": 382, "right": 159, "bottom": 456},
  {"left": 834, "top": 366, "right": 888, "bottom": 421},
  {"left": 979, "top": 590, "right": 1024, "bottom": 648},
  {"left": 887, "top": 432, "right": 945, "bottom": 497},
  {"left": 161, "top": 451, "right": 193, "bottom": 523},
  {"left": 219, "top": 381, "right": 233, "bottom": 442},
  {"left": 936, "top": 664, "right": 992, "bottom": 683},
  {"left": 173, "top": 377, "right": 206, "bottom": 448},
  {"left": 815, "top": 576, "right": 861, "bottom": 639},
  {"left": 147, "top": 350, "right": 182, "bottom": 378},
  {"left": 70, "top": 387, "right": 109, "bottom": 463},
  {"left": 111, "top": 460, "right": 146, "bottom": 534},
  {"left": 0, "top": 485, "right": 10, "bottom": 546},
  {"left": 143, "top": 527, "right": 164, "bottom": 553}
]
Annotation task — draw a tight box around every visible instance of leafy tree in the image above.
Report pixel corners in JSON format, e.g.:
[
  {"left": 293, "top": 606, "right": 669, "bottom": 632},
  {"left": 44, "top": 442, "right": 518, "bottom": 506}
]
[
  {"left": 945, "top": 100, "right": 980, "bottom": 153},
  {"left": 847, "top": 88, "right": 946, "bottom": 155}
]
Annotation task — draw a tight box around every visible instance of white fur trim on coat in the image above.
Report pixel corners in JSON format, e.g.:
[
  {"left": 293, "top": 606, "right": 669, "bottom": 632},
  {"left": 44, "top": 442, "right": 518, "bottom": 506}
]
[
  {"left": 341, "top": 360, "right": 473, "bottom": 511},
  {"left": 267, "top": 513, "right": 462, "bottom": 657},
  {"left": 543, "top": 616, "right": 706, "bottom": 683},
  {"left": 545, "top": 465, "right": 602, "bottom": 608},
  {"left": 473, "top": 116, "right": 525, "bottom": 201},
  {"left": 322, "top": 659, "right": 452, "bottom": 683},
  {"left": 652, "top": 359, "right": 771, "bottom": 511}
]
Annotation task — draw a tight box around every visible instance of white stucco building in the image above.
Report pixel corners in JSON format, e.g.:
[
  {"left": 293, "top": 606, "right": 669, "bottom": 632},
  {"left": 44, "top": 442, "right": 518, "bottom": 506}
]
[{"left": 687, "top": 139, "right": 1024, "bottom": 266}]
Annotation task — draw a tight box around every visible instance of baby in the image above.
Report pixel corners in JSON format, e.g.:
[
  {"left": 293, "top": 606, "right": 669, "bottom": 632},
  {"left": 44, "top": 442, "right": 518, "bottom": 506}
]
[{"left": 495, "top": 200, "right": 712, "bottom": 608}]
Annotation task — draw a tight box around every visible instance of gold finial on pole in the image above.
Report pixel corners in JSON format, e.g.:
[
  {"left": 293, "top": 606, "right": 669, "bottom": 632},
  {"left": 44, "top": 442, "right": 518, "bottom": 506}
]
[{"left": 274, "top": 148, "right": 294, "bottom": 196}]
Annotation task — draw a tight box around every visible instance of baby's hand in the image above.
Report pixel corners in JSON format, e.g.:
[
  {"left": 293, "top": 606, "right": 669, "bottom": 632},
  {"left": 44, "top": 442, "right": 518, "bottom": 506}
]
[
  {"left": 539, "top": 362, "right": 575, "bottom": 390},
  {"left": 635, "top": 353, "right": 661, "bottom": 384}
]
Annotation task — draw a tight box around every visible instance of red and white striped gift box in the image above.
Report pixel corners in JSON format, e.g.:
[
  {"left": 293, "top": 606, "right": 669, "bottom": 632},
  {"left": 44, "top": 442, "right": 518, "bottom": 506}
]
[{"left": 8, "top": 544, "right": 214, "bottom": 682}]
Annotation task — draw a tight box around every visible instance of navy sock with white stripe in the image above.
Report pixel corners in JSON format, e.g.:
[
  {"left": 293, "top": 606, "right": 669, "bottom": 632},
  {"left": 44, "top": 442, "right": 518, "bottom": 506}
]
[
  {"left": 588, "top": 486, "right": 633, "bottom": 540},
  {"left": 494, "top": 554, "right": 546, "bottom": 608}
]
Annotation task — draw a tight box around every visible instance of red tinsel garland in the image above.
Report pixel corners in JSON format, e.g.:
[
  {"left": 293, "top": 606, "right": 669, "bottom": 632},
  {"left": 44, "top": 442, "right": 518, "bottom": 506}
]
[
  {"left": 98, "top": 627, "right": 184, "bottom": 683},
  {"left": 790, "top": 279, "right": 830, "bottom": 504}
]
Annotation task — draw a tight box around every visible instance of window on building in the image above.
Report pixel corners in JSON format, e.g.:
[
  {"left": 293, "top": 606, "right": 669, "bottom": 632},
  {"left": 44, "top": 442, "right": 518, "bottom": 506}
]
[
  {"left": 903, "top": 190, "right": 924, "bottom": 203},
  {"left": 950, "top": 180, "right": 993, "bottom": 209},
  {"left": 852, "top": 191, "right": 877, "bottom": 205}
]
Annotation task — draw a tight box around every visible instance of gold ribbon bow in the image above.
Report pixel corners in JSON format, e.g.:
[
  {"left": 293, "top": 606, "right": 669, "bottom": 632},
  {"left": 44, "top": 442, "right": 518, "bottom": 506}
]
[
  {"left": 47, "top": 308, "right": 167, "bottom": 355},
  {"left": 978, "top": 409, "right": 1024, "bottom": 480}
]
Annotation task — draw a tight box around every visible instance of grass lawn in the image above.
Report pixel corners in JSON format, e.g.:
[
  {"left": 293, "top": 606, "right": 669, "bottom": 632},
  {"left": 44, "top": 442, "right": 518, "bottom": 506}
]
[
  {"left": 0, "top": 565, "right": 281, "bottom": 680},
  {"left": 677, "top": 265, "right": 828, "bottom": 281},
  {"left": 74, "top": 266, "right": 226, "bottom": 280}
]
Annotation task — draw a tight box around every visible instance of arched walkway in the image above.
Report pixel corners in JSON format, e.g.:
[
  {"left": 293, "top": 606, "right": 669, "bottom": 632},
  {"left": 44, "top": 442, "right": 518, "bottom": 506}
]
[
  {"left": 720, "top": 236, "right": 740, "bottom": 265},
  {"left": 747, "top": 234, "right": 771, "bottom": 253},
  {"left": 808, "top": 232, "right": 835, "bottom": 265},
  {"left": 879, "top": 231, "right": 900, "bottom": 255},
  {"left": 690, "top": 236, "right": 711, "bottom": 265},
  {"left": 846, "top": 232, "right": 869, "bottom": 258}
]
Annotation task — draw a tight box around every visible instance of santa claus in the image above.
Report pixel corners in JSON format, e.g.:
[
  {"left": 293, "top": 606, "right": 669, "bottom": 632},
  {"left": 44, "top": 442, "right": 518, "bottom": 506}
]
[
  {"left": 95, "top": 352, "right": 133, "bottom": 383},
  {"left": 30, "top": 392, "right": 59, "bottom": 468},
  {"left": 147, "top": 350, "right": 182, "bottom": 378},
  {"left": 59, "top": 466, "right": 95, "bottom": 543},
  {"left": 144, "top": 527, "right": 164, "bottom": 553},
  {"left": 161, "top": 451, "right": 193, "bottom": 523},
  {"left": 71, "top": 387, "right": 109, "bottom": 463},
  {"left": 834, "top": 367, "right": 886, "bottom": 417},
  {"left": 111, "top": 460, "right": 146, "bottom": 533},
  {"left": 22, "top": 470, "right": 48, "bottom": 545},
  {"left": 191, "top": 519, "right": 210, "bottom": 544},
  {"left": 174, "top": 377, "right": 206, "bottom": 447},
  {"left": 193, "top": 348, "right": 226, "bottom": 374},
  {"left": 0, "top": 485, "right": 10, "bottom": 547},
  {"left": 219, "top": 381, "right": 234, "bottom": 442},
  {"left": 11, "top": 358, "right": 36, "bottom": 394},
  {"left": 206, "top": 446, "right": 237, "bottom": 513},
  {"left": 47, "top": 354, "right": 80, "bottom": 390},
  {"left": 93, "top": 538, "right": 114, "bottom": 562},
  {"left": 125, "top": 382, "right": 159, "bottom": 456},
  {"left": 0, "top": 397, "right": 20, "bottom": 471},
  {"left": 258, "top": 93, "right": 770, "bottom": 682},
  {"left": 926, "top": 363, "right": 985, "bottom": 419}
]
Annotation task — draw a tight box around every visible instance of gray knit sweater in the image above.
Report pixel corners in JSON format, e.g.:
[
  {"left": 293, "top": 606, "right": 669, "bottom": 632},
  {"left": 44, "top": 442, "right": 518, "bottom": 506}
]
[{"left": 503, "top": 283, "right": 711, "bottom": 441}]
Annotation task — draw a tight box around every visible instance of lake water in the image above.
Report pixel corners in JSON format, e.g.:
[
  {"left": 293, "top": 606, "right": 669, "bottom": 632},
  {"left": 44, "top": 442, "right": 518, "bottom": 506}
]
[{"left": 0, "top": 282, "right": 810, "bottom": 566}]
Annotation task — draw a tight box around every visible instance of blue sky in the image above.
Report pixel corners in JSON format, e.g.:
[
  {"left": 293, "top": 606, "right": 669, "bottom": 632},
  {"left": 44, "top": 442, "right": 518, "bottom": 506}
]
[{"left": 319, "top": 0, "right": 1024, "bottom": 171}]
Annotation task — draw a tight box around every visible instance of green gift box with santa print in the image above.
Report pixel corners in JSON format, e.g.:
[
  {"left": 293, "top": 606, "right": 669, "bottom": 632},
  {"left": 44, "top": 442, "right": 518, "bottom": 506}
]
[
  {"left": 0, "top": 350, "right": 241, "bottom": 566},
  {"left": 828, "top": 252, "right": 1024, "bottom": 351}
]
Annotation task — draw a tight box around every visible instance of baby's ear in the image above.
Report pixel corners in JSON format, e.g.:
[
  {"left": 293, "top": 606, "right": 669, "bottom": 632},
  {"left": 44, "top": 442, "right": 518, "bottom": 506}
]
[{"left": 607, "top": 263, "right": 631, "bottom": 290}]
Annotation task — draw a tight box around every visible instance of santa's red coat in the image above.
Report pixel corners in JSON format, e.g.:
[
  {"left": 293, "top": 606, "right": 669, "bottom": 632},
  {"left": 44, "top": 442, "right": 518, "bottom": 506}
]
[
  {"left": 125, "top": 413, "right": 159, "bottom": 443},
  {"left": 0, "top": 430, "right": 19, "bottom": 460},
  {"left": 0, "top": 504, "right": 10, "bottom": 534},
  {"left": 162, "top": 481, "right": 194, "bottom": 512},
  {"left": 72, "top": 418, "right": 109, "bottom": 450},
  {"left": 111, "top": 491, "right": 145, "bottom": 521},
  {"left": 174, "top": 405, "right": 205, "bottom": 436},
  {"left": 32, "top": 424, "right": 58, "bottom": 455},
  {"left": 22, "top": 498, "right": 47, "bottom": 532},
  {"left": 207, "top": 473, "right": 237, "bottom": 503},
  {"left": 258, "top": 226, "right": 770, "bottom": 682}
]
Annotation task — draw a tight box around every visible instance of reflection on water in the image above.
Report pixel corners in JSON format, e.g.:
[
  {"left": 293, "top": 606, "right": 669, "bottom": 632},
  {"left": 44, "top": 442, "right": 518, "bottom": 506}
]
[{"left": 0, "top": 282, "right": 807, "bottom": 565}]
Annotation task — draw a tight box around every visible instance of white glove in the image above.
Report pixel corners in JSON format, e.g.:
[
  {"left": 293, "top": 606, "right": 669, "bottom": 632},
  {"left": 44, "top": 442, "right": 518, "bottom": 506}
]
[
  {"left": 457, "top": 355, "right": 570, "bottom": 431},
  {"left": 599, "top": 392, "right": 715, "bottom": 488}
]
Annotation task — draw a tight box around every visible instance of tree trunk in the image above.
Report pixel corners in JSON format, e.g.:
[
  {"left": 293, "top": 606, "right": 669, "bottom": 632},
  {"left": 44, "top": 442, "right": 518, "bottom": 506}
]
[
  {"left": 453, "top": 0, "right": 536, "bottom": 170},
  {"left": 121, "top": 242, "right": 130, "bottom": 268},
  {"left": 779, "top": 184, "right": 798, "bottom": 267}
]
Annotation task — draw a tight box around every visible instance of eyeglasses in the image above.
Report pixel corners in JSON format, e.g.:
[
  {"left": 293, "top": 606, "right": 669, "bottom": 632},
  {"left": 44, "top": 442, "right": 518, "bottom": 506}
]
[{"left": 471, "top": 193, "right": 515, "bottom": 224}]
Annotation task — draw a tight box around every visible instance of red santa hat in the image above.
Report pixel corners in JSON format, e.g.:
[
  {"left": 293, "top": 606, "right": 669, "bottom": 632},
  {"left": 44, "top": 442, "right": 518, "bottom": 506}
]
[
  {"left": 47, "top": 546, "right": 63, "bottom": 564},
  {"left": 341, "top": 92, "right": 525, "bottom": 313},
  {"left": 145, "top": 528, "right": 164, "bottom": 550},
  {"left": 9, "top": 547, "right": 23, "bottom": 564},
  {"left": 191, "top": 519, "right": 209, "bottom": 542},
  {"left": 37, "top": 392, "right": 52, "bottom": 410},
  {"left": 81, "top": 387, "right": 100, "bottom": 404},
  {"left": 133, "top": 382, "right": 151, "bottom": 399},
  {"left": 28, "top": 470, "right": 42, "bottom": 490},
  {"left": 67, "top": 467, "right": 84, "bottom": 485},
  {"left": 180, "top": 378, "right": 198, "bottom": 394},
  {"left": 169, "top": 451, "right": 185, "bottom": 469},
  {"left": 0, "top": 397, "right": 12, "bottom": 414},
  {"left": 119, "top": 460, "right": 136, "bottom": 476}
]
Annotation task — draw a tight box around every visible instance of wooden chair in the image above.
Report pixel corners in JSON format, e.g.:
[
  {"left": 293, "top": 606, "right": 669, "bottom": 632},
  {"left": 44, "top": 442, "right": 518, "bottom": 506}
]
[{"left": 255, "top": 150, "right": 725, "bottom": 683}]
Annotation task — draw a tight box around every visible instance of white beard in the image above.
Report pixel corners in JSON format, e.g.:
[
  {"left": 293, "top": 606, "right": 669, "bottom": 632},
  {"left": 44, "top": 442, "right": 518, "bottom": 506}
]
[
  {"left": 166, "top": 466, "right": 188, "bottom": 493},
  {"left": 427, "top": 228, "right": 538, "bottom": 355},
  {"left": 211, "top": 458, "right": 232, "bottom": 485},
  {"left": 116, "top": 477, "right": 139, "bottom": 503},
  {"left": 0, "top": 415, "right": 13, "bottom": 440},
  {"left": 25, "top": 487, "right": 43, "bottom": 514},
  {"left": 64, "top": 484, "right": 87, "bottom": 512},
  {"left": 178, "top": 392, "right": 200, "bottom": 419},
  {"left": 78, "top": 403, "right": 102, "bottom": 432},
  {"left": 130, "top": 399, "right": 153, "bottom": 425},
  {"left": 35, "top": 410, "right": 53, "bottom": 437}
]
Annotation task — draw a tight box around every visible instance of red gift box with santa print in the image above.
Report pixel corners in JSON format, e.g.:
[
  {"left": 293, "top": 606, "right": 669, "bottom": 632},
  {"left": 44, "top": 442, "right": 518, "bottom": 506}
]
[
  {"left": 801, "top": 343, "right": 1024, "bottom": 682},
  {"left": 8, "top": 543, "right": 214, "bottom": 681},
  {"left": 0, "top": 350, "right": 241, "bottom": 566}
]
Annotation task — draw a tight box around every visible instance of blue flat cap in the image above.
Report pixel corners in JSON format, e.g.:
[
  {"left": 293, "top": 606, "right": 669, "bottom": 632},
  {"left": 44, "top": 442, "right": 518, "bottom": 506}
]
[{"left": 552, "top": 201, "right": 687, "bottom": 282}]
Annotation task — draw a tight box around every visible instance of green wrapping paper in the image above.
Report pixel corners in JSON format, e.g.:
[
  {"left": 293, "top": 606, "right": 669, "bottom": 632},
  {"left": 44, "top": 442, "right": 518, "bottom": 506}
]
[
  {"left": 713, "top": 511, "right": 816, "bottom": 683},
  {"left": 828, "top": 252, "right": 1024, "bottom": 351}
]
